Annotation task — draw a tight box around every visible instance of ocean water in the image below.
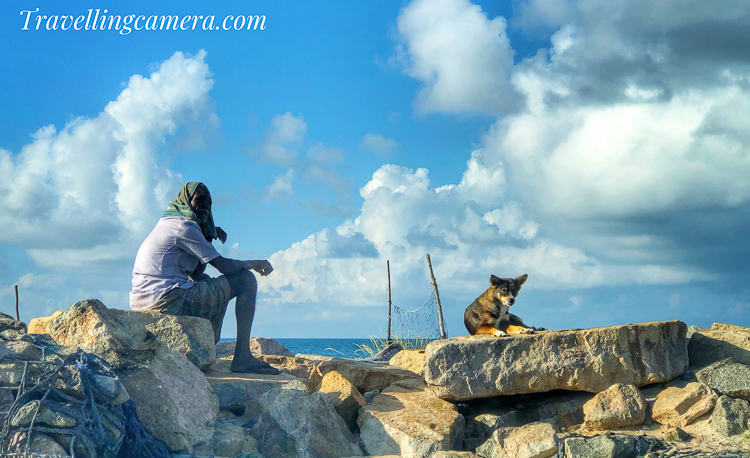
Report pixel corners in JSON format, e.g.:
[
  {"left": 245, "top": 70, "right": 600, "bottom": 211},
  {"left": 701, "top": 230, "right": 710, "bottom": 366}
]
[{"left": 219, "top": 337, "right": 375, "bottom": 359}]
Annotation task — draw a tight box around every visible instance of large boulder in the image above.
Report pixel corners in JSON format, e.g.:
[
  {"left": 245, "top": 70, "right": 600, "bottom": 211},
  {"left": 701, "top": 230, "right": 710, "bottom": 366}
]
[
  {"left": 27, "top": 310, "right": 63, "bottom": 334},
  {"left": 315, "top": 358, "right": 425, "bottom": 394},
  {"left": 118, "top": 346, "right": 219, "bottom": 454},
  {"left": 710, "top": 395, "right": 750, "bottom": 437},
  {"left": 696, "top": 358, "right": 750, "bottom": 401},
  {"left": 476, "top": 422, "right": 559, "bottom": 458},
  {"left": 39, "top": 302, "right": 216, "bottom": 370},
  {"left": 46, "top": 299, "right": 218, "bottom": 453},
  {"left": 111, "top": 310, "right": 216, "bottom": 370},
  {"left": 249, "top": 385, "right": 363, "bottom": 458},
  {"left": 689, "top": 324, "right": 750, "bottom": 368},
  {"left": 651, "top": 382, "right": 717, "bottom": 427},
  {"left": 0, "top": 312, "right": 27, "bottom": 339},
  {"left": 425, "top": 321, "right": 688, "bottom": 401},
  {"left": 358, "top": 384, "right": 465, "bottom": 457},
  {"left": 46, "top": 299, "right": 159, "bottom": 370},
  {"left": 582, "top": 384, "right": 646, "bottom": 431},
  {"left": 318, "top": 370, "right": 366, "bottom": 431}
]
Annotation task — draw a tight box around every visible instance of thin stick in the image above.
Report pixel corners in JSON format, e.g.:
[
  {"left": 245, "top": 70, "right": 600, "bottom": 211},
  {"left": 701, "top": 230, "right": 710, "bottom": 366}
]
[
  {"left": 14, "top": 285, "right": 19, "bottom": 321},
  {"left": 387, "top": 260, "right": 392, "bottom": 344},
  {"left": 426, "top": 254, "right": 447, "bottom": 339}
]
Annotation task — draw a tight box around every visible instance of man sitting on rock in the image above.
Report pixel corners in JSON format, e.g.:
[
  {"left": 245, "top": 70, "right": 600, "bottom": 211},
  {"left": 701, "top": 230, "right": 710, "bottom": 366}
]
[{"left": 130, "top": 181, "right": 280, "bottom": 374}]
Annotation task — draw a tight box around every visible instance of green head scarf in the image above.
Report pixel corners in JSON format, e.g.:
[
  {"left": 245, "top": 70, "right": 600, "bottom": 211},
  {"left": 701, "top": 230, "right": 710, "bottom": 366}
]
[{"left": 163, "top": 182, "right": 218, "bottom": 240}]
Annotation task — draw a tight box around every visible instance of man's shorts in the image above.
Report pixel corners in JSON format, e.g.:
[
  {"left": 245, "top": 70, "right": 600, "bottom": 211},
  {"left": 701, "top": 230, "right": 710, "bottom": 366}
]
[{"left": 150, "top": 275, "right": 231, "bottom": 344}]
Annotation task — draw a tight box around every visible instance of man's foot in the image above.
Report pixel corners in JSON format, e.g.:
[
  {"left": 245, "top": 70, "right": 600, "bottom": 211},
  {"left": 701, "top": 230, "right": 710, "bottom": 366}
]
[{"left": 230, "top": 355, "right": 281, "bottom": 375}]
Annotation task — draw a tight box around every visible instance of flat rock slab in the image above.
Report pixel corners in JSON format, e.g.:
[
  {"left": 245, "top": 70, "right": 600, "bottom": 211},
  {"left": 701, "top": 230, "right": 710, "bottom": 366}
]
[
  {"left": 316, "top": 358, "right": 425, "bottom": 394},
  {"left": 425, "top": 321, "right": 688, "bottom": 401},
  {"left": 205, "top": 359, "right": 306, "bottom": 415}
]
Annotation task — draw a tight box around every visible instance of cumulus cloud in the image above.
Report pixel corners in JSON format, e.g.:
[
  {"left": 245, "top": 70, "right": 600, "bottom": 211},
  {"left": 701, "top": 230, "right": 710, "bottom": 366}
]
[
  {"left": 393, "top": 0, "right": 521, "bottom": 114},
  {"left": 384, "top": 0, "right": 750, "bottom": 283},
  {"left": 0, "top": 51, "right": 216, "bottom": 258},
  {"left": 361, "top": 134, "right": 397, "bottom": 157},
  {"left": 252, "top": 112, "right": 307, "bottom": 167},
  {"left": 261, "top": 154, "right": 702, "bottom": 308},
  {"left": 0, "top": 50, "right": 220, "bottom": 317},
  {"left": 265, "top": 170, "right": 295, "bottom": 201}
]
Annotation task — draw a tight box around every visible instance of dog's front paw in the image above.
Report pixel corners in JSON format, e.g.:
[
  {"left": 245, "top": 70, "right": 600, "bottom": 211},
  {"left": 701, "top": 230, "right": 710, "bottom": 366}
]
[
  {"left": 519, "top": 328, "right": 535, "bottom": 335},
  {"left": 493, "top": 330, "right": 508, "bottom": 337}
]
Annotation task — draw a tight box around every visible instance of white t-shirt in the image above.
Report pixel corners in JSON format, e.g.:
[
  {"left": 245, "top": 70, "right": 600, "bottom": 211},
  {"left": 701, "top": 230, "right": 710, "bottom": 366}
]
[{"left": 129, "top": 217, "right": 220, "bottom": 311}]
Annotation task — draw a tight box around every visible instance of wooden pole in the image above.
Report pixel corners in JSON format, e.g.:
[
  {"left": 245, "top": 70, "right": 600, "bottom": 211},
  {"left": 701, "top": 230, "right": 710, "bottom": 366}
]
[
  {"left": 425, "top": 254, "right": 447, "bottom": 339},
  {"left": 387, "top": 260, "right": 392, "bottom": 344},
  {"left": 14, "top": 285, "right": 19, "bottom": 321}
]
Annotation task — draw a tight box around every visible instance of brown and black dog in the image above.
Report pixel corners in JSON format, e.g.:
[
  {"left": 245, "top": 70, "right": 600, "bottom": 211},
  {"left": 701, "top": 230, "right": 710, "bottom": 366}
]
[{"left": 464, "top": 274, "right": 540, "bottom": 337}]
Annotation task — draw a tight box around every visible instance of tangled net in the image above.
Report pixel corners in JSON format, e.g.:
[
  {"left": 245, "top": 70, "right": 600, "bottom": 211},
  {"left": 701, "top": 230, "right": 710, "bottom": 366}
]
[
  {"left": 0, "top": 316, "right": 168, "bottom": 458},
  {"left": 391, "top": 291, "right": 446, "bottom": 347}
]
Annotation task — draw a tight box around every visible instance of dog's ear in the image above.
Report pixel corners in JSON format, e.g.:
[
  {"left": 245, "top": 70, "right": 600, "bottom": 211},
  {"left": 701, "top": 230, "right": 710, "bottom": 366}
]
[
  {"left": 490, "top": 275, "right": 501, "bottom": 286},
  {"left": 516, "top": 274, "right": 528, "bottom": 286}
]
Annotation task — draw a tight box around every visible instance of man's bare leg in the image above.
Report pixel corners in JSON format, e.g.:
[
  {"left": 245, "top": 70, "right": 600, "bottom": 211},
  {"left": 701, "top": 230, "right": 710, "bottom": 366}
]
[{"left": 226, "top": 270, "right": 280, "bottom": 374}]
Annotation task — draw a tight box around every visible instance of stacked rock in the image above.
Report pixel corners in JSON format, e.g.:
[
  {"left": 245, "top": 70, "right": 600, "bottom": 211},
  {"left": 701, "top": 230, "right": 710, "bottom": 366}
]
[{"left": 0, "top": 311, "right": 163, "bottom": 457}]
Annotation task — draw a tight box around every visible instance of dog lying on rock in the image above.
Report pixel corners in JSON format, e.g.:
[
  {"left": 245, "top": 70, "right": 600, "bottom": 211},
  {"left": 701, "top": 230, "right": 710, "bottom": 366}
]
[{"left": 464, "top": 274, "right": 542, "bottom": 337}]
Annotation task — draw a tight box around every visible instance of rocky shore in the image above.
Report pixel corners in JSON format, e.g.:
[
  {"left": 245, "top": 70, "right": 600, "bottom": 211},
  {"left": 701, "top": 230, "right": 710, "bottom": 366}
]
[{"left": 1, "top": 299, "right": 749, "bottom": 457}]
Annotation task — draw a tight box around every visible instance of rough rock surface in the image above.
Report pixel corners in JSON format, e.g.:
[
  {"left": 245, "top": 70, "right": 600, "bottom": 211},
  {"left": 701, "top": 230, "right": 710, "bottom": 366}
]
[
  {"left": 390, "top": 349, "right": 426, "bottom": 375},
  {"left": 38, "top": 303, "right": 216, "bottom": 370},
  {"left": 249, "top": 385, "right": 363, "bottom": 458},
  {"left": 425, "top": 321, "right": 688, "bottom": 401},
  {"left": 358, "top": 384, "right": 464, "bottom": 457},
  {"left": 651, "top": 382, "right": 717, "bottom": 427},
  {"left": 562, "top": 434, "right": 660, "bottom": 458},
  {"left": 47, "top": 299, "right": 159, "bottom": 369},
  {"left": 476, "top": 422, "right": 559, "bottom": 458},
  {"left": 318, "top": 370, "right": 366, "bottom": 431},
  {"left": 689, "top": 324, "right": 750, "bottom": 368},
  {"left": 213, "top": 420, "right": 246, "bottom": 457},
  {"left": 316, "top": 358, "right": 425, "bottom": 394},
  {"left": 254, "top": 354, "right": 321, "bottom": 390},
  {"left": 111, "top": 309, "right": 216, "bottom": 370},
  {"left": 118, "top": 346, "right": 219, "bottom": 453},
  {"left": 215, "top": 337, "right": 294, "bottom": 358},
  {"left": 43, "top": 298, "right": 219, "bottom": 453},
  {"left": 27, "top": 310, "right": 63, "bottom": 334},
  {"left": 204, "top": 359, "right": 305, "bottom": 415},
  {"left": 696, "top": 358, "right": 750, "bottom": 401},
  {"left": 582, "top": 383, "right": 646, "bottom": 431},
  {"left": 710, "top": 395, "right": 750, "bottom": 437}
]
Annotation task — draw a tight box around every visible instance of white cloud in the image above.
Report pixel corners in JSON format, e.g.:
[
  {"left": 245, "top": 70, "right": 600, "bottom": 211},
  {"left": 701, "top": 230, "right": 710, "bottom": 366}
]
[
  {"left": 265, "top": 169, "right": 295, "bottom": 201},
  {"left": 393, "top": 0, "right": 520, "bottom": 114},
  {"left": 361, "top": 134, "right": 397, "bottom": 157},
  {"left": 261, "top": 154, "right": 702, "bottom": 308},
  {"left": 0, "top": 51, "right": 216, "bottom": 261},
  {"left": 254, "top": 112, "right": 307, "bottom": 167}
]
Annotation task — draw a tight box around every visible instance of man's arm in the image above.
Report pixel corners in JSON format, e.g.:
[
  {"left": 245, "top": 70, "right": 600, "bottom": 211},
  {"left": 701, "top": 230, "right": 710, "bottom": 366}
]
[{"left": 209, "top": 256, "right": 273, "bottom": 277}]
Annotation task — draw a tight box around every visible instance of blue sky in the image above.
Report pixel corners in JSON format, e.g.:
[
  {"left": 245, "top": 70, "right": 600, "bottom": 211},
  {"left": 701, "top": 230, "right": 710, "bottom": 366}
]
[{"left": 1, "top": 0, "right": 749, "bottom": 339}]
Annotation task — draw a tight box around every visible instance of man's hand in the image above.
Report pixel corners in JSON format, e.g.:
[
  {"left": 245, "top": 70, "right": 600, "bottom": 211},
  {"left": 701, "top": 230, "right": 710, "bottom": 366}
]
[
  {"left": 250, "top": 260, "right": 273, "bottom": 276},
  {"left": 215, "top": 227, "right": 228, "bottom": 244}
]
